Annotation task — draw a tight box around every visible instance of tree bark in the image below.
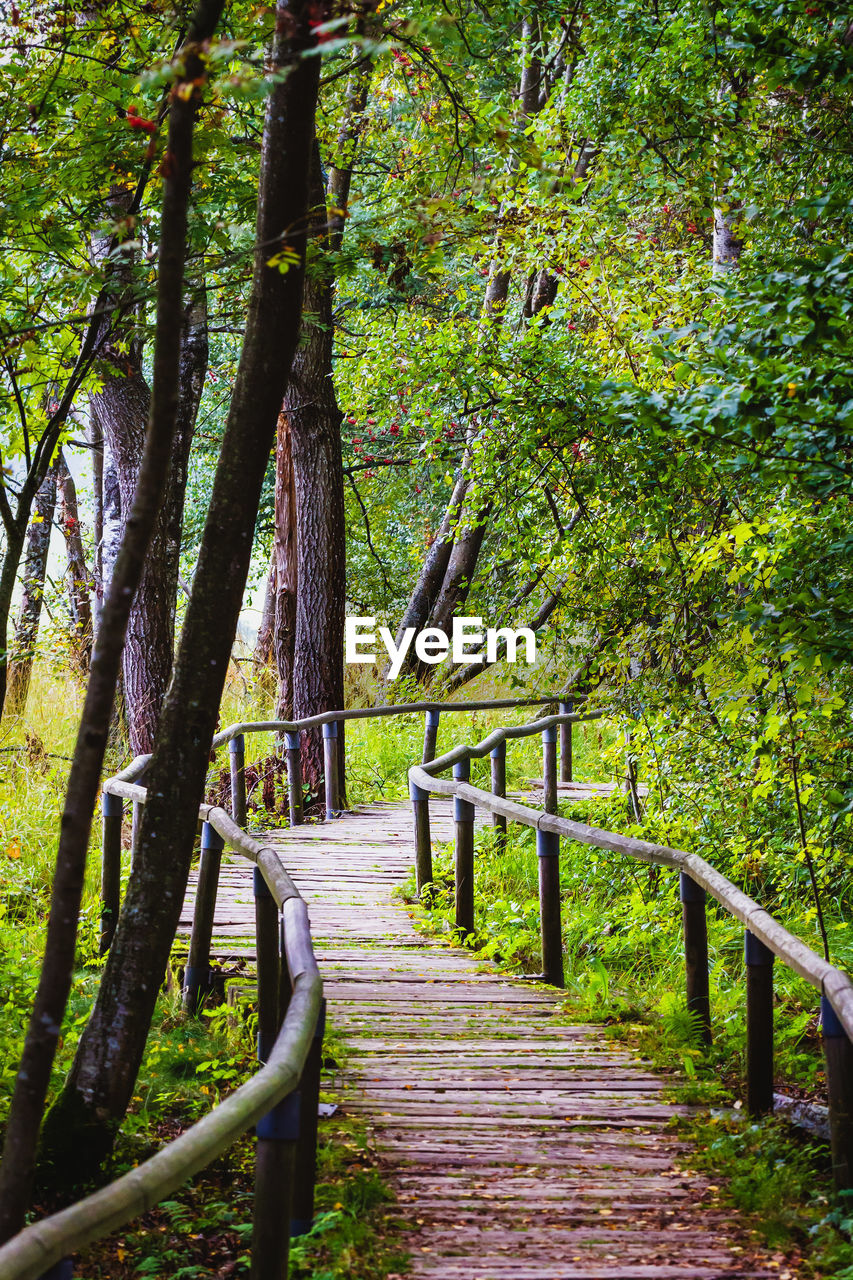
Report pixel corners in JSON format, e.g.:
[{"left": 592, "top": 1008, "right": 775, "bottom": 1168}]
[
  {"left": 91, "top": 257, "right": 208, "bottom": 754},
  {"left": 273, "top": 413, "right": 298, "bottom": 721},
  {"left": 40, "top": 0, "right": 320, "bottom": 1184},
  {"left": 288, "top": 148, "right": 347, "bottom": 795},
  {"left": 57, "top": 453, "right": 94, "bottom": 674},
  {"left": 6, "top": 463, "right": 58, "bottom": 716},
  {"left": 272, "top": 47, "right": 372, "bottom": 775},
  {"left": 0, "top": 0, "right": 225, "bottom": 1238},
  {"left": 120, "top": 287, "right": 209, "bottom": 753}
]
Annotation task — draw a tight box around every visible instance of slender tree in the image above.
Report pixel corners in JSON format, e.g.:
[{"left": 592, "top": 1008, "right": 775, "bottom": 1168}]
[
  {"left": 41, "top": 0, "right": 324, "bottom": 1180},
  {"left": 5, "top": 462, "right": 59, "bottom": 716},
  {"left": 0, "top": 0, "right": 226, "bottom": 1237}
]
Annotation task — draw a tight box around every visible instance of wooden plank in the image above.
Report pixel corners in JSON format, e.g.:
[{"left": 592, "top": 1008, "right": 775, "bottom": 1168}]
[{"left": 185, "top": 800, "right": 780, "bottom": 1280}]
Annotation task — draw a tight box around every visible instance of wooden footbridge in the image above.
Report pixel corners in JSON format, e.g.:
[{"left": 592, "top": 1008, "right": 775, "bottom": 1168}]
[{"left": 2, "top": 697, "right": 853, "bottom": 1280}]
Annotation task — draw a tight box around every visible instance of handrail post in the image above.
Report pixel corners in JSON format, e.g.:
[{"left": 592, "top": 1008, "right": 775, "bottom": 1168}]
[
  {"left": 411, "top": 779, "right": 433, "bottom": 899},
  {"left": 453, "top": 759, "right": 475, "bottom": 938},
  {"left": 490, "top": 741, "right": 506, "bottom": 840},
  {"left": 623, "top": 730, "right": 641, "bottom": 822},
  {"left": 745, "top": 929, "right": 775, "bottom": 1115},
  {"left": 255, "top": 868, "right": 280, "bottom": 1064},
  {"left": 100, "top": 790, "right": 123, "bottom": 955},
  {"left": 252, "top": 1091, "right": 299, "bottom": 1280},
  {"left": 279, "top": 916, "right": 293, "bottom": 1026},
  {"left": 229, "top": 733, "right": 247, "bottom": 828},
  {"left": 323, "top": 720, "right": 339, "bottom": 820},
  {"left": 285, "top": 731, "right": 303, "bottom": 826},
  {"left": 252, "top": 890, "right": 296, "bottom": 1278},
  {"left": 559, "top": 698, "right": 573, "bottom": 783},
  {"left": 680, "top": 873, "right": 711, "bottom": 1045},
  {"left": 542, "top": 724, "right": 558, "bottom": 815},
  {"left": 822, "top": 994, "right": 853, "bottom": 1192},
  {"left": 130, "top": 764, "right": 147, "bottom": 871},
  {"left": 422, "top": 708, "right": 440, "bottom": 764},
  {"left": 292, "top": 999, "right": 326, "bottom": 1237},
  {"left": 38, "top": 1260, "right": 73, "bottom": 1279},
  {"left": 183, "top": 821, "right": 225, "bottom": 1014},
  {"left": 537, "top": 828, "right": 564, "bottom": 988}
]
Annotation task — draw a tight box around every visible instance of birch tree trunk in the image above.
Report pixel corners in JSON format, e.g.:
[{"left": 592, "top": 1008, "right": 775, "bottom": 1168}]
[
  {"left": 5, "top": 463, "right": 58, "bottom": 716},
  {"left": 92, "top": 286, "right": 208, "bottom": 753},
  {"left": 57, "top": 454, "right": 94, "bottom": 673}
]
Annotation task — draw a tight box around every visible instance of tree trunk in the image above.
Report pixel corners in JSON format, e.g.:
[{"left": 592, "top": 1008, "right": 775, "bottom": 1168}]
[
  {"left": 288, "top": 149, "right": 347, "bottom": 795},
  {"left": 0, "top": 3, "right": 225, "bottom": 1236},
  {"left": 0, "top": 522, "right": 28, "bottom": 723},
  {"left": 120, "top": 288, "right": 209, "bottom": 753},
  {"left": 100, "top": 436, "right": 122, "bottom": 597},
  {"left": 6, "top": 464, "right": 58, "bottom": 716},
  {"left": 255, "top": 552, "right": 276, "bottom": 669},
  {"left": 39, "top": 0, "right": 320, "bottom": 1184},
  {"left": 447, "top": 578, "right": 567, "bottom": 691},
  {"left": 395, "top": 454, "right": 473, "bottom": 649},
  {"left": 90, "top": 415, "right": 104, "bottom": 623},
  {"left": 273, "top": 413, "right": 298, "bottom": 721},
  {"left": 271, "top": 47, "right": 372, "bottom": 772},
  {"left": 428, "top": 499, "right": 493, "bottom": 638},
  {"left": 57, "top": 453, "right": 94, "bottom": 674},
  {"left": 327, "top": 42, "right": 374, "bottom": 252}
]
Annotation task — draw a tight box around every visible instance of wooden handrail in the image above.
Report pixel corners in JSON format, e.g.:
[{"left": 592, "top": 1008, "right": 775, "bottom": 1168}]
[
  {"left": 4, "top": 696, "right": 570, "bottom": 1278},
  {"left": 0, "top": 786, "right": 322, "bottom": 1279},
  {"left": 208, "top": 694, "right": 572, "bottom": 749},
  {"left": 407, "top": 708, "right": 853, "bottom": 1191},
  {"left": 408, "top": 710, "right": 853, "bottom": 1039}
]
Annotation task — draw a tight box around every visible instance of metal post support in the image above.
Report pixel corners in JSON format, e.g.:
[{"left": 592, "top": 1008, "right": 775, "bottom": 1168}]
[
  {"left": 453, "top": 759, "right": 475, "bottom": 937},
  {"left": 537, "top": 829, "right": 564, "bottom": 988},
  {"left": 423, "top": 708, "right": 441, "bottom": 764},
  {"left": 323, "top": 721, "right": 339, "bottom": 820},
  {"left": 542, "top": 724, "right": 558, "bottom": 815},
  {"left": 745, "top": 929, "right": 775, "bottom": 1116},
  {"left": 100, "top": 790, "right": 123, "bottom": 955},
  {"left": 183, "top": 822, "right": 225, "bottom": 1014},
  {"left": 411, "top": 779, "right": 433, "bottom": 898},
  {"left": 285, "top": 731, "right": 303, "bottom": 826},
  {"left": 251, "top": 1092, "right": 299, "bottom": 1280},
  {"left": 680, "top": 873, "right": 711, "bottom": 1045},
  {"left": 490, "top": 741, "right": 506, "bottom": 838},
  {"left": 559, "top": 698, "right": 573, "bottom": 783},
  {"left": 822, "top": 994, "right": 853, "bottom": 1192},
  {"left": 38, "top": 1259, "right": 73, "bottom": 1279},
  {"left": 255, "top": 867, "right": 280, "bottom": 1064},
  {"left": 292, "top": 999, "right": 327, "bottom": 1236},
  {"left": 230, "top": 733, "right": 247, "bottom": 827},
  {"left": 278, "top": 915, "right": 293, "bottom": 1027},
  {"left": 129, "top": 764, "right": 147, "bottom": 873}
]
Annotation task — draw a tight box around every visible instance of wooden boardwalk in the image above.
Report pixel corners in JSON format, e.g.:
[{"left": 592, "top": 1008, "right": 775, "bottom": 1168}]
[{"left": 181, "top": 800, "right": 779, "bottom": 1280}]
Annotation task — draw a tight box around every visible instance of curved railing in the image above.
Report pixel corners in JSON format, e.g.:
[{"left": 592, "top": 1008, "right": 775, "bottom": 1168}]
[
  {"left": 407, "top": 710, "right": 853, "bottom": 1192},
  {"left": 0, "top": 694, "right": 566, "bottom": 1280}
]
